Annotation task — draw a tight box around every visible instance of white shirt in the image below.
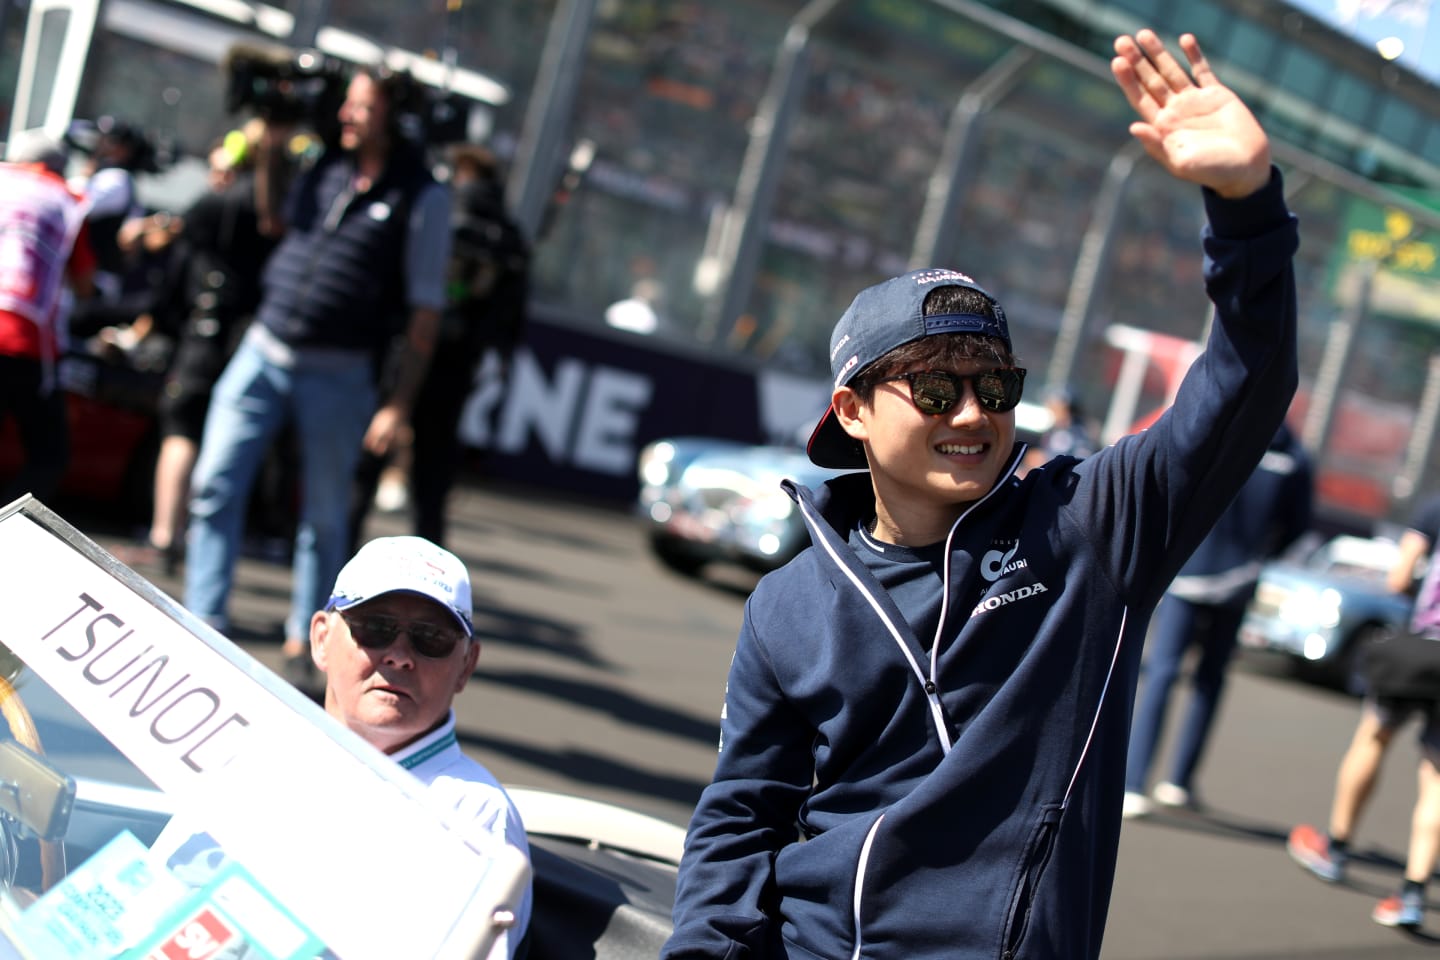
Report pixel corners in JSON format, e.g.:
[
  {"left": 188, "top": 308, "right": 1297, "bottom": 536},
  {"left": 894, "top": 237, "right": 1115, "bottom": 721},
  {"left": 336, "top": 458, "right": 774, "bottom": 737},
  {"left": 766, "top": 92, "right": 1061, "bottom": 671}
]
[{"left": 391, "top": 712, "right": 533, "bottom": 959}]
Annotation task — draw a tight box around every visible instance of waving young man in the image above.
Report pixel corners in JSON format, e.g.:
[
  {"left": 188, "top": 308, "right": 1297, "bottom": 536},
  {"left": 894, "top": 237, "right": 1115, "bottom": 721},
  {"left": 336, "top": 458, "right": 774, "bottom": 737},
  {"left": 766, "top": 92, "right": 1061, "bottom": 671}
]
[{"left": 664, "top": 30, "right": 1297, "bottom": 960}]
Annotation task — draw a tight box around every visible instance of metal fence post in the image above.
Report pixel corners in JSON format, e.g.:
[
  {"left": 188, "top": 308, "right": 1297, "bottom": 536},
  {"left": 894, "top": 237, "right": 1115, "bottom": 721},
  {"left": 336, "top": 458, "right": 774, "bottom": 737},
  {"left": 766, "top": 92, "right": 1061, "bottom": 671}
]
[
  {"left": 506, "top": 0, "right": 597, "bottom": 243},
  {"left": 699, "top": 0, "right": 842, "bottom": 344}
]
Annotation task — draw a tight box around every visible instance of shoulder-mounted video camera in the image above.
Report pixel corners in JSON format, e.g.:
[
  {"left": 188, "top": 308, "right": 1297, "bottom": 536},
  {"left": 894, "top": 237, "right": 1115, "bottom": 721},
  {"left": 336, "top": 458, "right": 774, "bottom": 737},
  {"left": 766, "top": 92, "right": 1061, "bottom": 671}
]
[{"left": 224, "top": 43, "right": 348, "bottom": 141}]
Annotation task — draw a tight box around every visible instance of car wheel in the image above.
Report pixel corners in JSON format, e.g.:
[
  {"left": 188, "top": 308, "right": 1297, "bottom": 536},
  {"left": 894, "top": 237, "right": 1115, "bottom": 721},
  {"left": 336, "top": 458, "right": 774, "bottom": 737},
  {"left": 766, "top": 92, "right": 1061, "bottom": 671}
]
[{"left": 650, "top": 534, "right": 707, "bottom": 577}]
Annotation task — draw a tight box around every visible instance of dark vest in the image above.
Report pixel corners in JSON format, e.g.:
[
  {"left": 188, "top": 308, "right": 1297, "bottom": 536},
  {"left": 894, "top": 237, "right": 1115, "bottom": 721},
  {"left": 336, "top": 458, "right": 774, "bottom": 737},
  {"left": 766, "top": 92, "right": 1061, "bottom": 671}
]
[{"left": 256, "top": 144, "right": 431, "bottom": 350}]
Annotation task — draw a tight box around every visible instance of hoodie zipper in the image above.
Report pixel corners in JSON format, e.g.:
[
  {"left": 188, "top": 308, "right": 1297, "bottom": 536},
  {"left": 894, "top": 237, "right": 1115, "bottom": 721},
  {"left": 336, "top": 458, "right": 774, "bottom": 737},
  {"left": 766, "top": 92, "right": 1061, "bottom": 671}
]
[
  {"left": 793, "top": 444, "right": 1025, "bottom": 753},
  {"left": 797, "top": 496, "right": 954, "bottom": 752}
]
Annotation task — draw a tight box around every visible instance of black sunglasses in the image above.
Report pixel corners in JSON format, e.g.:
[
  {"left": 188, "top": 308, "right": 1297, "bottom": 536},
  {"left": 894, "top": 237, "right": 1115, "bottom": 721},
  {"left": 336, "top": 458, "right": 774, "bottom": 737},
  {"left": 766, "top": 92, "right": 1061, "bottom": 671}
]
[
  {"left": 874, "top": 368, "right": 1026, "bottom": 416},
  {"left": 338, "top": 611, "right": 465, "bottom": 660}
]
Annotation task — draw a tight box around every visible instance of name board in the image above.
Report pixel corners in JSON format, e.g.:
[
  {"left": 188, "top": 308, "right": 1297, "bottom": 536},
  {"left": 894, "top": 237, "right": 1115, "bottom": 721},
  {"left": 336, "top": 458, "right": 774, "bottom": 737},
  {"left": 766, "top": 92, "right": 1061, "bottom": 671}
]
[{"left": 0, "top": 503, "right": 524, "bottom": 960}]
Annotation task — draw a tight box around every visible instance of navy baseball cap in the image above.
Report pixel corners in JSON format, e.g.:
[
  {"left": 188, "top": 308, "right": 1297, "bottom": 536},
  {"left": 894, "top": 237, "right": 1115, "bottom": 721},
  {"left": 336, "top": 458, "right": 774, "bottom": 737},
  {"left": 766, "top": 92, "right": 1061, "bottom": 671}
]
[{"left": 806, "top": 268, "right": 1012, "bottom": 469}]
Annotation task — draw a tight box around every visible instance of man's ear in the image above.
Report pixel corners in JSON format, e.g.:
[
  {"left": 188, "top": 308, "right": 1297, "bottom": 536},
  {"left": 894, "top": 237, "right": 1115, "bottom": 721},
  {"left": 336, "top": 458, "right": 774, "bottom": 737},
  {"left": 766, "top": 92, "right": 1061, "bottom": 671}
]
[
  {"left": 455, "top": 639, "right": 481, "bottom": 695},
  {"left": 310, "top": 611, "right": 333, "bottom": 672},
  {"left": 832, "top": 385, "right": 870, "bottom": 444}
]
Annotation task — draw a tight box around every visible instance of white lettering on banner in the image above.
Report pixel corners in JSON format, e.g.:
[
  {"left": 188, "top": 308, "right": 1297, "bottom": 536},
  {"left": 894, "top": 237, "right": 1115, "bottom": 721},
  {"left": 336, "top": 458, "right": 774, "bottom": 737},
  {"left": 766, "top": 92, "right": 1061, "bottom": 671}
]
[
  {"left": 573, "top": 367, "right": 654, "bottom": 473},
  {"left": 459, "top": 348, "right": 657, "bottom": 477},
  {"left": 459, "top": 350, "right": 506, "bottom": 447},
  {"left": 501, "top": 353, "right": 587, "bottom": 458}
]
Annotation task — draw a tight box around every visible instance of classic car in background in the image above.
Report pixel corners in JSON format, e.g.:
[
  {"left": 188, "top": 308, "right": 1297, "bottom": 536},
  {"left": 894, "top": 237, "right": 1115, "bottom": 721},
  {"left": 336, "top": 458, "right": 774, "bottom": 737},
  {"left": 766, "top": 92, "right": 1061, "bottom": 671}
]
[
  {"left": 637, "top": 436, "right": 847, "bottom": 576},
  {"left": 636, "top": 401, "right": 1054, "bottom": 578},
  {"left": 0, "top": 497, "right": 681, "bottom": 959},
  {"left": 1238, "top": 533, "right": 1415, "bottom": 692}
]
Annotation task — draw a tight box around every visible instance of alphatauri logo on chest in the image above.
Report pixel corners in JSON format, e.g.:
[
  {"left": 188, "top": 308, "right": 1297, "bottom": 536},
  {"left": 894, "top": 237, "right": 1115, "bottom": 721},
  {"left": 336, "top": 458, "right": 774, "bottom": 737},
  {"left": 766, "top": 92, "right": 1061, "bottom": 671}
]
[
  {"left": 979, "top": 538, "right": 1026, "bottom": 582},
  {"left": 972, "top": 538, "right": 1048, "bottom": 618}
]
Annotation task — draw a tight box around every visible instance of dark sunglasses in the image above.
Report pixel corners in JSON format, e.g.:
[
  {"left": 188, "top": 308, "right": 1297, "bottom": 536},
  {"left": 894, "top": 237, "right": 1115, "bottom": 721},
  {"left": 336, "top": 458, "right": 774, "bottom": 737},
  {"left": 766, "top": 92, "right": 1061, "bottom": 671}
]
[
  {"left": 874, "top": 368, "right": 1026, "bottom": 416},
  {"left": 338, "top": 611, "right": 465, "bottom": 660}
]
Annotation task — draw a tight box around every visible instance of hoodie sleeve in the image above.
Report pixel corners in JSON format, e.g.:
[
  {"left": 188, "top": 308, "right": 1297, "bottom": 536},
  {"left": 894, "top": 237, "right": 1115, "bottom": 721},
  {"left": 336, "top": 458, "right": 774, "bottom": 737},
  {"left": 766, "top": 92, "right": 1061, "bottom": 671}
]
[
  {"left": 663, "top": 601, "right": 814, "bottom": 958},
  {"left": 1076, "top": 168, "right": 1300, "bottom": 608}
]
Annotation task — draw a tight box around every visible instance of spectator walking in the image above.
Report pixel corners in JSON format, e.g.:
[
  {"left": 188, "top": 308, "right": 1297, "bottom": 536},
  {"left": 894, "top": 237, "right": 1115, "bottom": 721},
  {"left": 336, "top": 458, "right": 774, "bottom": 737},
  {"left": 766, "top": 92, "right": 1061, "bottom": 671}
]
[
  {"left": 349, "top": 143, "right": 529, "bottom": 549},
  {"left": 183, "top": 65, "right": 451, "bottom": 692},
  {"left": 664, "top": 29, "right": 1296, "bottom": 959},
  {"left": 1124, "top": 421, "right": 1313, "bottom": 817},
  {"left": 0, "top": 133, "right": 96, "bottom": 505},
  {"left": 1289, "top": 492, "right": 1440, "bottom": 930},
  {"left": 127, "top": 121, "right": 284, "bottom": 572}
]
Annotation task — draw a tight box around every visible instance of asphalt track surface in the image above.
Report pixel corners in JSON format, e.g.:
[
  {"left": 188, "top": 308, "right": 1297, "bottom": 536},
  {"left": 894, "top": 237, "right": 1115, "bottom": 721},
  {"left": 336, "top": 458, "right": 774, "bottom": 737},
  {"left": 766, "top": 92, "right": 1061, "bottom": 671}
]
[{"left": 85, "top": 478, "right": 1439, "bottom": 959}]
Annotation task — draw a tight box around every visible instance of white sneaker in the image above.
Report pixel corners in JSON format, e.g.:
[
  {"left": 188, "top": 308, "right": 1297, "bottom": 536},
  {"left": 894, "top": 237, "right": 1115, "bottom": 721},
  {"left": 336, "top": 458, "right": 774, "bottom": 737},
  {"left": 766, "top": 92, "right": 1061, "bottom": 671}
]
[
  {"left": 1122, "top": 791, "right": 1153, "bottom": 819},
  {"left": 374, "top": 479, "right": 409, "bottom": 513},
  {"left": 1151, "top": 781, "right": 1193, "bottom": 809}
]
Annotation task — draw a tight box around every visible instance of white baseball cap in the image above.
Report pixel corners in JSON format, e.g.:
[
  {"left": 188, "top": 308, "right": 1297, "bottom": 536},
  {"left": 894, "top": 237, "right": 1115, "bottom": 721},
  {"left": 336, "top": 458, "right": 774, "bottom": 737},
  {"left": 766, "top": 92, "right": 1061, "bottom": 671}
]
[{"left": 326, "top": 536, "right": 473, "bottom": 637}]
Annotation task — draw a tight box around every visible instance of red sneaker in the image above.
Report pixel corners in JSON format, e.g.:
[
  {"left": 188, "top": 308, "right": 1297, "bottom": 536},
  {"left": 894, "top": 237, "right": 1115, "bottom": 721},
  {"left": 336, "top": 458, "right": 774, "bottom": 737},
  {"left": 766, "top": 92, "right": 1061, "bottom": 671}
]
[
  {"left": 1372, "top": 892, "right": 1424, "bottom": 929},
  {"left": 1286, "top": 824, "right": 1344, "bottom": 883}
]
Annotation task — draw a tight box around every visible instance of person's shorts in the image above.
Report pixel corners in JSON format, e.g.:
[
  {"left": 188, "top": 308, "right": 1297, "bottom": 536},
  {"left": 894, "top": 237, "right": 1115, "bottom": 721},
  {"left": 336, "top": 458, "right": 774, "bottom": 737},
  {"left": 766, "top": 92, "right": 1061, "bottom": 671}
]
[
  {"left": 1369, "top": 696, "right": 1440, "bottom": 754},
  {"left": 157, "top": 335, "right": 231, "bottom": 441}
]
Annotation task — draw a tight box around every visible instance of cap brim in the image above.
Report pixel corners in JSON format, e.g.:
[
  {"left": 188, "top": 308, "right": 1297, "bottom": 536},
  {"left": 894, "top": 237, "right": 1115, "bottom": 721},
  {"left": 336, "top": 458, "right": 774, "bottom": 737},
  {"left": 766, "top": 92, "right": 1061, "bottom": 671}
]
[
  {"left": 329, "top": 589, "right": 473, "bottom": 638},
  {"left": 807, "top": 407, "right": 869, "bottom": 470}
]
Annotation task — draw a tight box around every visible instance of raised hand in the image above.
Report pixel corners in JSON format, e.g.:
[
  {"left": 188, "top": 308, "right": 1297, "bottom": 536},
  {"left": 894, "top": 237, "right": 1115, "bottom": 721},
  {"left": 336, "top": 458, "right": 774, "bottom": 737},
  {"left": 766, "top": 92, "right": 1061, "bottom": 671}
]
[{"left": 1111, "top": 30, "right": 1271, "bottom": 199}]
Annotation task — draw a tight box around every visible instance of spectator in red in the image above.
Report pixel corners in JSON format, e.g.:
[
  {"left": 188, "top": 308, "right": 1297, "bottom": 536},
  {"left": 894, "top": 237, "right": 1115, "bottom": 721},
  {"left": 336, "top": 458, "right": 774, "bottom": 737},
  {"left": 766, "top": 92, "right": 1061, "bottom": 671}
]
[{"left": 0, "top": 132, "right": 96, "bottom": 504}]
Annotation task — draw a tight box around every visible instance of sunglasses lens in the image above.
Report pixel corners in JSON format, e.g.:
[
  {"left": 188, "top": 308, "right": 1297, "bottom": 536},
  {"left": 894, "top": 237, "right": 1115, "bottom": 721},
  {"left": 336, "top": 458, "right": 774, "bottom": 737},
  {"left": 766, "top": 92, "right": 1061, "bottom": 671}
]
[
  {"left": 408, "top": 623, "right": 461, "bottom": 659},
  {"left": 973, "top": 372, "right": 1006, "bottom": 411},
  {"left": 348, "top": 614, "right": 398, "bottom": 650},
  {"left": 973, "top": 368, "right": 1024, "bottom": 412},
  {"left": 343, "top": 613, "right": 461, "bottom": 659},
  {"left": 909, "top": 373, "right": 959, "bottom": 415}
]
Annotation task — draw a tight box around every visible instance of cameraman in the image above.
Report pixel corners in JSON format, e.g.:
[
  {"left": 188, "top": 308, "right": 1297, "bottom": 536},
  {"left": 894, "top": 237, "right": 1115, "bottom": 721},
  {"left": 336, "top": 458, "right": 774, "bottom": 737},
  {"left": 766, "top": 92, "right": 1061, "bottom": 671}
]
[{"left": 185, "top": 65, "right": 451, "bottom": 691}]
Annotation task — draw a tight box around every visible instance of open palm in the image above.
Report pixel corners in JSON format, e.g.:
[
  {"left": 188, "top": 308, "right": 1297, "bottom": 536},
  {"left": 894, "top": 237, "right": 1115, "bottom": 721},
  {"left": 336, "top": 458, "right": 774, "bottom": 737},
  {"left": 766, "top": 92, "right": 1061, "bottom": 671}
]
[{"left": 1111, "top": 30, "right": 1271, "bottom": 199}]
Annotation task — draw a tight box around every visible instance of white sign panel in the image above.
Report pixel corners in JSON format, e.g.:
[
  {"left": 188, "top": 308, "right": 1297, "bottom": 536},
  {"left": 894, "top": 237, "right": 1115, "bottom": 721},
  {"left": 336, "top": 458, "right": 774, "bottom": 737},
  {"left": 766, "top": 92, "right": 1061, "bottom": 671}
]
[{"left": 0, "top": 509, "right": 518, "bottom": 959}]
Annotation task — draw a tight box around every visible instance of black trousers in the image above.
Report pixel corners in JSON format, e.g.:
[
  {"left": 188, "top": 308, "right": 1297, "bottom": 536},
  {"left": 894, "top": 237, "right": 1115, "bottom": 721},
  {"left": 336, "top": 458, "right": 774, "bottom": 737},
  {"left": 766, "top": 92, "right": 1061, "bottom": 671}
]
[
  {"left": 0, "top": 355, "right": 69, "bottom": 505},
  {"left": 350, "top": 345, "right": 482, "bottom": 551}
]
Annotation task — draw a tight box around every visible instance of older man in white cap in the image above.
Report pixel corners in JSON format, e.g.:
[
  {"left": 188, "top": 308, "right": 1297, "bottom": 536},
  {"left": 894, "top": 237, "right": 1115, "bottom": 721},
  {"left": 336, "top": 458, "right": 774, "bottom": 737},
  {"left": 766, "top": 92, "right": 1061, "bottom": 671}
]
[
  {"left": 156, "top": 535, "right": 530, "bottom": 957},
  {"left": 310, "top": 535, "right": 531, "bottom": 955}
]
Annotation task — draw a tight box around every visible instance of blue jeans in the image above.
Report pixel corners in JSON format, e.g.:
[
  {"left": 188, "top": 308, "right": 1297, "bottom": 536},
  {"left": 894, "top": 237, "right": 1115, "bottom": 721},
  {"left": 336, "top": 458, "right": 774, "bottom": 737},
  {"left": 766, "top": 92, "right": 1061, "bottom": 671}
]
[
  {"left": 185, "top": 333, "right": 376, "bottom": 640},
  {"left": 1125, "top": 595, "right": 1246, "bottom": 794}
]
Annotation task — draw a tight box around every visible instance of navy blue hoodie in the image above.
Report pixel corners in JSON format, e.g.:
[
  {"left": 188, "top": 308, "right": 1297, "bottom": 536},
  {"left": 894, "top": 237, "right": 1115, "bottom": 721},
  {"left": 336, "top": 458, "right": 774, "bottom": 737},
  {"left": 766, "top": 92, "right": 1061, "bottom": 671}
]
[{"left": 665, "top": 173, "right": 1298, "bottom": 960}]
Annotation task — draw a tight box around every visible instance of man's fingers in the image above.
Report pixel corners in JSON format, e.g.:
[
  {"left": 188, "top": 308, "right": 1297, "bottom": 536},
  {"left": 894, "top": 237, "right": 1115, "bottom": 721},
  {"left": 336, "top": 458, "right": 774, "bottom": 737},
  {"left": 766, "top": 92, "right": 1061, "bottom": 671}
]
[
  {"left": 1115, "top": 33, "right": 1167, "bottom": 104},
  {"left": 1110, "top": 55, "right": 1150, "bottom": 118},
  {"left": 1135, "top": 28, "right": 1194, "bottom": 93},
  {"left": 1179, "top": 33, "right": 1218, "bottom": 87},
  {"left": 1112, "top": 36, "right": 1160, "bottom": 120}
]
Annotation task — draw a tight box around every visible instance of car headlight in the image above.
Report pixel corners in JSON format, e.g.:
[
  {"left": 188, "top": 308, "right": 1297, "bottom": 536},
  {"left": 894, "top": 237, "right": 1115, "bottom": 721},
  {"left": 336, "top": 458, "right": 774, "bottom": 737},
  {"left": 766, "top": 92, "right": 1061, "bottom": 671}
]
[
  {"left": 638, "top": 442, "right": 677, "bottom": 487},
  {"left": 1279, "top": 586, "right": 1342, "bottom": 631},
  {"left": 757, "top": 495, "right": 792, "bottom": 521}
]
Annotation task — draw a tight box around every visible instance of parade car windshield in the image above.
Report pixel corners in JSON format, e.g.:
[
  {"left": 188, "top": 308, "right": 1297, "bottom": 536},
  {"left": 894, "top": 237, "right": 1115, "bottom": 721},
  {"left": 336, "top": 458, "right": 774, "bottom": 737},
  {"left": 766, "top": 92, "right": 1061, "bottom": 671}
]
[{"left": 0, "top": 496, "right": 526, "bottom": 960}]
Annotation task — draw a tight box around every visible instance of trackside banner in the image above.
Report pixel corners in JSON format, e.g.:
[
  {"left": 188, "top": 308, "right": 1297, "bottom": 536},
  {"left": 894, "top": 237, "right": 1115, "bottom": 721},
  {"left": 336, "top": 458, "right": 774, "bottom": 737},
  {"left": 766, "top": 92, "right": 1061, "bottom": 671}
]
[{"left": 0, "top": 502, "right": 525, "bottom": 960}]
